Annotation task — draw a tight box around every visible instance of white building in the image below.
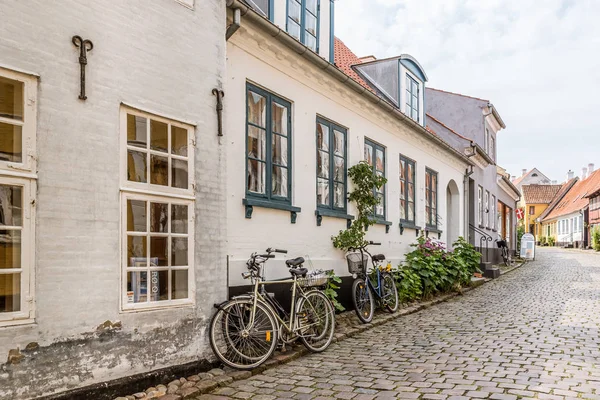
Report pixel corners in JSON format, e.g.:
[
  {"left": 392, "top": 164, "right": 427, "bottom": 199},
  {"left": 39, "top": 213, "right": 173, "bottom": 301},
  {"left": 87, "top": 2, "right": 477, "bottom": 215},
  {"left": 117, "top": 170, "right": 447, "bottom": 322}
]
[
  {"left": 0, "top": 1, "right": 226, "bottom": 398},
  {"left": 225, "top": 0, "right": 472, "bottom": 298}
]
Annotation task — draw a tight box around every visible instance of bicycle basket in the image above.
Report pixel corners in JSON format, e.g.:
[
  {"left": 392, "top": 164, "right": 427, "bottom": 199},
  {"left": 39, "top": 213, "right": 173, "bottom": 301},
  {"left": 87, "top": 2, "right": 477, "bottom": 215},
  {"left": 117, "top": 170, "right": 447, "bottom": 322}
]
[
  {"left": 496, "top": 240, "right": 506, "bottom": 248},
  {"left": 297, "top": 269, "right": 331, "bottom": 288},
  {"left": 346, "top": 253, "right": 368, "bottom": 275}
]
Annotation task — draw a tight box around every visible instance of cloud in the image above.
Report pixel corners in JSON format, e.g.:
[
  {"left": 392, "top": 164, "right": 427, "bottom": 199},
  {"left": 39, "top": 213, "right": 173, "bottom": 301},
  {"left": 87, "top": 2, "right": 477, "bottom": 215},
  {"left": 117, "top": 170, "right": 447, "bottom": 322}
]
[{"left": 335, "top": 0, "right": 600, "bottom": 181}]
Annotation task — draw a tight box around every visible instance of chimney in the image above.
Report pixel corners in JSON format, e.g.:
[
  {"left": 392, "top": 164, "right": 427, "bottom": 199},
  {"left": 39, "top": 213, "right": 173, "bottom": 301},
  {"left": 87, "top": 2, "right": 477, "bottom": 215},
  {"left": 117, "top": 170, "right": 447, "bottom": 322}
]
[
  {"left": 567, "top": 170, "right": 574, "bottom": 180},
  {"left": 358, "top": 55, "right": 377, "bottom": 63},
  {"left": 511, "top": 175, "right": 516, "bottom": 181},
  {"left": 521, "top": 169, "right": 527, "bottom": 176},
  {"left": 589, "top": 163, "right": 595, "bottom": 174},
  {"left": 582, "top": 167, "right": 588, "bottom": 180}
]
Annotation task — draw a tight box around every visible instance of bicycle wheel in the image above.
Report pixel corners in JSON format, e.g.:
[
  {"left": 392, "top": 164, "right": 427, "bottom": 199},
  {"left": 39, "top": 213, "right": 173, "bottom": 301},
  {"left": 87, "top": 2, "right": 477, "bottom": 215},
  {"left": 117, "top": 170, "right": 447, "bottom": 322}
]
[
  {"left": 381, "top": 273, "right": 399, "bottom": 313},
  {"left": 352, "top": 278, "right": 374, "bottom": 323},
  {"left": 297, "top": 290, "right": 335, "bottom": 352},
  {"left": 503, "top": 248, "right": 510, "bottom": 266},
  {"left": 209, "top": 298, "right": 278, "bottom": 369}
]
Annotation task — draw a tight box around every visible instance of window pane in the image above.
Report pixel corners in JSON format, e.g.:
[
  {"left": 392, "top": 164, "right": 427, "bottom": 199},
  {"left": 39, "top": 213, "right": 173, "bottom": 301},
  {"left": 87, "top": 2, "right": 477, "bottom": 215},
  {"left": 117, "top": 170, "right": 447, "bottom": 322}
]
[
  {"left": 400, "top": 159, "right": 405, "bottom": 178},
  {"left": 408, "top": 182, "right": 414, "bottom": 201},
  {"left": 0, "top": 230, "right": 20, "bottom": 270},
  {"left": 247, "top": 159, "right": 266, "bottom": 194},
  {"left": 150, "top": 155, "right": 168, "bottom": 186},
  {"left": 317, "top": 178, "right": 329, "bottom": 206},
  {"left": 364, "top": 144, "right": 373, "bottom": 165},
  {"left": 288, "top": 0, "right": 301, "bottom": 24},
  {"left": 0, "top": 185, "right": 21, "bottom": 227},
  {"left": 375, "top": 149, "right": 384, "bottom": 172},
  {"left": 334, "top": 183, "right": 344, "bottom": 208},
  {"left": 317, "top": 123, "right": 329, "bottom": 151},
  {"left": 247, "top": 91, "right": 266, "bottom": 127},
  {"left": 272, "top": 134, "right": 288, "bottom": 166},
  {"left": 407, "top": 163, "right": 414, "bottom": 183},
  {"left": 399, "top": 180, "right": 405, "bottom": 200},
  {"left": 333, "top": 130, "right": 344, "bottom": 156},
  {"left": 0, "top": 76, "right": 23, "bottom": 120},
  {"left": 317, "top": 151, "right": 329, "bottom": 178},
  {"left": 408, "top": 201, "right": 415, "bottom": 222},
  {"left": 333, "top": 156, "right": 344, "bottom": 182},
  {"left": 127, "top": 150, "right": 147, "bottom": 183},
  {"left": 127, "top": 114, "right": 147, "bottom": 148},
  {"left": 127, "top": 271, "right": 148, "bottom": 303},
  {"left": 127, "top": 199, "right": 146, "bottom": 232},
  {"left": 149, "top": 270, "right": 168, "bottom": 301},
  {"left": 426, "top": 173, "right": 431, "bottom": 190},
  {"left": 305, "top": 12, "right": 317, "bottom": 36},
  {"left": 287, "top": 20, "right": 300, "bottom": 40},
  {"left": 171, "top": 204, "right": 188, "bottom": 234},
  {"left": 272, "top": 103, "right": 288, "bottom": 136},
  {"left": 127, "top": 236, "right": 147, "bottom": 266},
  {"left": 306, "top": 0, "right": 317, "bottom": 14},
  {"left": 150, "top": 202, "right": 168, "bottom": 233},
  {"left": 172, "top": 237, "right": 188, "bottom": 266},
  {"left": 0, "top": 273, "right": 20, "bottom": 312},
  {"left": 375, "top": 194, "right": 384, "bottom": 216},
  {"left": 248, "top": 126, "right": 266, "bottom": 161},
  {"left": 150, "top": 120, "right": 168, "bottom": 153},
  {"left": 171, "top": 126, "right": 188, "bottom": 157},
  {"left": 305, "top": 34, "right": 317, "bottom": 51},
  {"left": 172, "top": 159, "right": 188, "bottom": 189},
  {"left": 172, "top": 270, "right": 188, "bottom": 300},
  {"left": 249, "top": 0, "right": 269, "bottom": 16},
  {"left": 150, "top": 236, "right": 168, "bottom": 266},
  {"left": 400, "top": 199, "right": 406, "bottom": 220},
  {"left": 432, "top": 174, "right": 437, "bottom": 190},
  {"left": 272, "top": 166, "right": 288, "bottom": 197},
  {"left": 0, "top": 122, "right": 22, "bottom": 163}
]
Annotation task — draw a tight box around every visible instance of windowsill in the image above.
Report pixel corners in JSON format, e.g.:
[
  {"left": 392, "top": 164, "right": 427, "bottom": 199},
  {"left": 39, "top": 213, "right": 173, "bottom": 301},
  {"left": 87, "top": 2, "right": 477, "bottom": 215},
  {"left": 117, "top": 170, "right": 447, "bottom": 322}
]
[
  {"left": 425, "top": 226, "right": 443, "bottom": 234},
  {"left": 121, "top": 299, "right": 194, "bottom": 313},
  {"left": 0, "top": 318, "right": 36, "bottom": 329},
  {"left": 399, "top": 221, "right": 421, "bottom": 236},
  {"left": 243, "top": 198, "right": 301, "bottom": 223},
  {"left": 315, "top": 209, "right": 354, "bottom": 227},
  {"left": 367, "top": 218, "right": 392, "bottom": 233}
]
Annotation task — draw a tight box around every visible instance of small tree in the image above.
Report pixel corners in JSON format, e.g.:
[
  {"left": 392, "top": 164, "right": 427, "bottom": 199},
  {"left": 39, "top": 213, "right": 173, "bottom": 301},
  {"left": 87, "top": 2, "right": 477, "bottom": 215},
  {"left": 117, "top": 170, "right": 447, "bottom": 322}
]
[
  {"left": 331, "top": 161, "right": 387, "bottom": 250},
  {"left": 592, "top": 226, "right": 600, "bottom": 251}
]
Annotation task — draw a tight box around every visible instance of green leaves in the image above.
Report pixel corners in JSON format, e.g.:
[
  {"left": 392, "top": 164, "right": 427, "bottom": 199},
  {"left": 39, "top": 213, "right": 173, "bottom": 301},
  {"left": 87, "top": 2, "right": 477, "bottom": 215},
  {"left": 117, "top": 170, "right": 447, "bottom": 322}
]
[
  {"left": 332, "top": 161, "right": 387, "bottom": 251},
  {"left": 592, "top": 226, "right": 600, "bottom": 251},
  {"left": 324, "top": 270, "right": 345, "bottom": 311}
]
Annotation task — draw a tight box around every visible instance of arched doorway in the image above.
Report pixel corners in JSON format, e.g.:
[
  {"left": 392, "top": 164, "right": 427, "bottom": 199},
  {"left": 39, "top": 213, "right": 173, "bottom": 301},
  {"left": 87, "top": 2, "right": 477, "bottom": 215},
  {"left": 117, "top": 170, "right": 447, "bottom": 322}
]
[{"left": 446, "top": 179, "right": 460, "bottom": 248}]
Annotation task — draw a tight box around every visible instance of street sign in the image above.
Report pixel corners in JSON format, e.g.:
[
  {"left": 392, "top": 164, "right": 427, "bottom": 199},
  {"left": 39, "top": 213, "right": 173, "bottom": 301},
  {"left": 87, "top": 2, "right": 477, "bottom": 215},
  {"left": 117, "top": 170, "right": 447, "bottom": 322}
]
[{"left": 520, "top": 233, "right": 535, "bottom": 260}]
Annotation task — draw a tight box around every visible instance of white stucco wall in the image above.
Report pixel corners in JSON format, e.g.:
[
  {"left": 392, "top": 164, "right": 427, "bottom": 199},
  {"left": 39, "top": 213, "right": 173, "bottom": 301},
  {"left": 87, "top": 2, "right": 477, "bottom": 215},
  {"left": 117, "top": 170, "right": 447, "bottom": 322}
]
[
  {"left": 0, "top": 1, "right": 226, "bottom": 398},
  {"left": 225, "top": 23, "right": 467, "bottom": 286}
]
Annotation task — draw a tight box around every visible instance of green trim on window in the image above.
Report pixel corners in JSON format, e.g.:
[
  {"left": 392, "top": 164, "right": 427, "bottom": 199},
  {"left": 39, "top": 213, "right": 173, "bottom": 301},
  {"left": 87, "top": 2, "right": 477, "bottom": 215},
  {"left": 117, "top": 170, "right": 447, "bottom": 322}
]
[
  {"left": 316, "top": 116, "right": 347, "bottom": 214},
  {"left": 399, "top": 154, "right": 416, "bottom": 225},
  {"left": 364, "top": 138, "right": 386, "bottom": 221},
  {"left": 286, "top": 0, "right": 320, "bottom": 52},
  {"left": 245, "top": 83, "right": 293, "bottom": 207},
  {"left": 315, "top": 209, "right": 354, "bottom": 227},
  {"left": 243, "top": 198, "right": 301, "bottom": 223},
  {"left": 425, "top": 167, "right": 438, "bottom": 229}
]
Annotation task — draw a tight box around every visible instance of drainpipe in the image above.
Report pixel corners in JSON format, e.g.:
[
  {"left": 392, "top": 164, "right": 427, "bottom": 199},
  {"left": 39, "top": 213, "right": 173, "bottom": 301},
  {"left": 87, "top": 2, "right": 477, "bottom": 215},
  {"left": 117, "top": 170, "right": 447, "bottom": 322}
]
[
  {"left": 463, "top": 145, "right": 476, "bottom": 241},
  {"left": 226, "top": 0, "right": 248, "bottom": 40}
]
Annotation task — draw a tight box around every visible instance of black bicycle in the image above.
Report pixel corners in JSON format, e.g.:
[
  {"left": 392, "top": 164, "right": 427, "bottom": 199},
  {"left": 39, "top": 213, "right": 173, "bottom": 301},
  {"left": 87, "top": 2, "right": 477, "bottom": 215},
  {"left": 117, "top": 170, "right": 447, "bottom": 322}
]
[
  {"left": 346, "top": 241, "right": 398, "bottom": 323},
  {"left": 495, "top": 239, "right": 510, "bottom": 266}
]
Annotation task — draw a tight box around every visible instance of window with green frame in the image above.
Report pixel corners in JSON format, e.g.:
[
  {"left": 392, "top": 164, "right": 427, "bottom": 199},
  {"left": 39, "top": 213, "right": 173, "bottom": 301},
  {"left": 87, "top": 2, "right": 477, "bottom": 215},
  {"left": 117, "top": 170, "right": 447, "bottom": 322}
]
[
  {"left": 405, "top": 75, "right": 419, "bottom": 122},
  {"left": 364, "top": 139, "right": 385, "bottom": 219},
  {"left": 287, "top": 0, "right": 319, "bottom": 52},
  {"left": 316, "top": 118, "right": 346, "bottom": 211},
  {"left": 399, "top": 155, "right": 415, "bottom": 224},
  {"left": 246, "top": 83, "right": 292, "bottom": 203},
  {"left": 425, "top": 168, "right": 438, "bottom": 227}
]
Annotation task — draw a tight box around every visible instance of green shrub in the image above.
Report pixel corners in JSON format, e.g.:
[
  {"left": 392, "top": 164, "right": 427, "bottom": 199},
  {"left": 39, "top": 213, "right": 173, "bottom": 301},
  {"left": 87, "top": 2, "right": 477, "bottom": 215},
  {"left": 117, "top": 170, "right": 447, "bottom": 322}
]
[
  {"left": 539, "top": 236, "right": 547, "bottom": 245},
  {"left": 324, "top": 270, "right": 345, "bottom": 312},
  {"left": 393, "top": 266, "right": 422, "bottom": 303},
  {"left": 451, "top": 236, "right": 481, "bottom": 276},
  {"left": 517, "top": 226, "right": 525, "bottom": 252},
  {"left": 547, "top": 236, "right": 556, "bottom": 246},
  {"left": 592, "top": 226, "right": 600, "bottom": 251}
]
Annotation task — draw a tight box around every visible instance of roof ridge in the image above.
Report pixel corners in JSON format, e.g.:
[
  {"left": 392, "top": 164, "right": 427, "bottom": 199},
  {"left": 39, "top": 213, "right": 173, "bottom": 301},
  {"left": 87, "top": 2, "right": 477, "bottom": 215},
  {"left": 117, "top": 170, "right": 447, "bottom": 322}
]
[{"left": 427, "top": 87, "right": 489, "bottom": 103}]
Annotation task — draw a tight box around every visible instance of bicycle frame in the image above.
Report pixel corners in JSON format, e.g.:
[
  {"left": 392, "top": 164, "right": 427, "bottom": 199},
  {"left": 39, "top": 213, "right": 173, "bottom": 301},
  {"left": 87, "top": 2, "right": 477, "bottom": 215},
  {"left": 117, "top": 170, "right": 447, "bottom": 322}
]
[
  {"left": 243, "top": 274, "right": 324, "bottom": 339},
  {"left": 356, "top": 246, "right": 386, "bottom": 299}
]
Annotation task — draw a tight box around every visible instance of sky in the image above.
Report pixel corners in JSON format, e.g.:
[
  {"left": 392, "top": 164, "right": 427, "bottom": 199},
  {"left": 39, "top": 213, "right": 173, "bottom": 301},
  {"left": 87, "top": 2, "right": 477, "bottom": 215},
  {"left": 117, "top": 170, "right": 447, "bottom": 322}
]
[{"left": 335, "top": 0, "right": 600, "bottom": 182}]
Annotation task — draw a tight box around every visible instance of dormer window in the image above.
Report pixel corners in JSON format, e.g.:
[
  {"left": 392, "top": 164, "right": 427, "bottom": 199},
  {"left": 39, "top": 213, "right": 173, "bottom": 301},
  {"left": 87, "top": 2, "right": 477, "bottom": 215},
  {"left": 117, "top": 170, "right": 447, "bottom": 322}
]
[
  {"left": 405, "top": 75, "right": 419, "bottom": 122},
  {"left": 248, "top": 0, "right": 270, "bottom": 18},
  {"left": 287, "top": 0, "right": 319, "bottom": 52}
]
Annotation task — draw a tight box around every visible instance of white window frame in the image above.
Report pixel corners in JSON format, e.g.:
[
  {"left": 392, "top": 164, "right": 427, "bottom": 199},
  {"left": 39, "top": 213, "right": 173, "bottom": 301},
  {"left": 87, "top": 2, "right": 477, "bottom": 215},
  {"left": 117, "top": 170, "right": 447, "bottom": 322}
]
[
  {"left": 120, "top": 106, "right": 195, "bottom": 311},
  {"left": 0, "top": 67, "right": 38, "bottom": 326},
  {"left": 478, "top": 186, "right": 483, "bottom": 226},
  {"left": 485, "top": 190, "right": 490, "bottom": 228},
  {"left": 404, "top": 70, "right": 422, "bottom": 124},
  {"left": 491, "top": 195, "right": 496, "bottom": 230}
]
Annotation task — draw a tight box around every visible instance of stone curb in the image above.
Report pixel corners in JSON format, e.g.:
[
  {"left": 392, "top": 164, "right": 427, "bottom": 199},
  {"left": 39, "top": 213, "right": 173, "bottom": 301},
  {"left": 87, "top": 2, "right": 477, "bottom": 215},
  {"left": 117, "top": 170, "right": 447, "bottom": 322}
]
[{"left": 499, "top": 260, "right": 527, "bottom": 275}]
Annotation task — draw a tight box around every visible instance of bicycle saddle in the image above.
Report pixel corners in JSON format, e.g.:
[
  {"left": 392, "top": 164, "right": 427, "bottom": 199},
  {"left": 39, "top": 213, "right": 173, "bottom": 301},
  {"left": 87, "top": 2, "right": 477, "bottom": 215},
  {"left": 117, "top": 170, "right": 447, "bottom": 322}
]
[
  {"left": 289, "top": 267, "right": 308, "bottom": 277},
  {"left": 372, "top": 254, "right": 386, "bottom": 261},
  {"left": 285, "top": 257, "right": 305, "bottom": 267}
]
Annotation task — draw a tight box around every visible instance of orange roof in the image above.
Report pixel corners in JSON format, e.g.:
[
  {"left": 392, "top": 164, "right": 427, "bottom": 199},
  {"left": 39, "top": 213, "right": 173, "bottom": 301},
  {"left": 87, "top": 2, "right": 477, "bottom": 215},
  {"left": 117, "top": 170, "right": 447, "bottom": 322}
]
[
  {"left": 538, "top": 178, "right": 578, "bottom": 220},
  {"left": 511, "top": 170, "right": 530, "bottom": 187},
  {"left": 543, "top": 169, "right": 600, "bottom": 220},
  {"left": 333, "top": 37, "right": 373, "bottom": 93},
  {"left": 521, "top": 184, "right": 563, "bottom": 204}
]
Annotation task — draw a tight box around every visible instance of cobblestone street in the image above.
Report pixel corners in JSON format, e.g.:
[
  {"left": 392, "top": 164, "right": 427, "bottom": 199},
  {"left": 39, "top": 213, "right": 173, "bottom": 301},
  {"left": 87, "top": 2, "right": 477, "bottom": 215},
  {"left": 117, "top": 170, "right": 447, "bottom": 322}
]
[{"left": 197, "top": 248, "right": 600, "bottom": 400}]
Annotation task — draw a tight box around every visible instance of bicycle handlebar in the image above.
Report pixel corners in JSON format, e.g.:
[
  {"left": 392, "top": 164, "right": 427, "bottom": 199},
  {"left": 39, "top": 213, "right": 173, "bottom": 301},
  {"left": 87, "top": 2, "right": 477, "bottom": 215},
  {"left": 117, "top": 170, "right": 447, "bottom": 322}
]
[
  {"left": 266, "top": 247, "right": 287, "bottom": 254},
  {"left": 369, "top": 241, "right": 381, "bottom": 245},
  {"left": 258, "top": 254, "right": 275, "bottom": 259}
]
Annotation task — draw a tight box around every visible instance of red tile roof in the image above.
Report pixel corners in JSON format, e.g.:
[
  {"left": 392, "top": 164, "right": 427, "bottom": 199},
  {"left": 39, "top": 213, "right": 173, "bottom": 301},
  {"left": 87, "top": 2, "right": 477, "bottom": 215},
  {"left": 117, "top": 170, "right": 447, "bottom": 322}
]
[
  {"left": 333, "top": 37, "right": 373, "bottom": 92},
  {"left": 543, "top": 169, "right": 600, "bottom": 220},
  {"left": 521, "top": 184, "right": 563, "bottom": 204},
  {"left": 538, "top": 178, "right": 578, "bottom": 220}
]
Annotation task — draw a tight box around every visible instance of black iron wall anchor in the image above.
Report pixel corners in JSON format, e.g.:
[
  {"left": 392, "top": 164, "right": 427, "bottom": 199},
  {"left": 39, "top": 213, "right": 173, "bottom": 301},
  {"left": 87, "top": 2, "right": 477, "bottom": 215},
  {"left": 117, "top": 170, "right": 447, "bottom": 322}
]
[
  {"left": 72, "top": 35, "right": 93, "bottom": 100},
  {"left": 212, "top": 88, "right": 225, "bottom": 136}
]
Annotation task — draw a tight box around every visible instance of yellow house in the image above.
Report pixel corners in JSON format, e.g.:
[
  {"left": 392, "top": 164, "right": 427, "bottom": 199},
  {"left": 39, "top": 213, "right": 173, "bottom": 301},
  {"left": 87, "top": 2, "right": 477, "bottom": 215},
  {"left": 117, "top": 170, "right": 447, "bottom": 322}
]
[
  {"left": 538, "top": 178, "right": 579, "bottom": 243},
  {"left": 519, "top": 184, "right": 563, "bottom": 238}
]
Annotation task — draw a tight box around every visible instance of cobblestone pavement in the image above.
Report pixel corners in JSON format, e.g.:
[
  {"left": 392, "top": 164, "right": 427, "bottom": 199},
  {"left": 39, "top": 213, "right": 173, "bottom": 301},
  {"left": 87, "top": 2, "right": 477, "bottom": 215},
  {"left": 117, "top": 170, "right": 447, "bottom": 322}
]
[{"left": 197, "top": 248, "right": 600, "bottom": 400}]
